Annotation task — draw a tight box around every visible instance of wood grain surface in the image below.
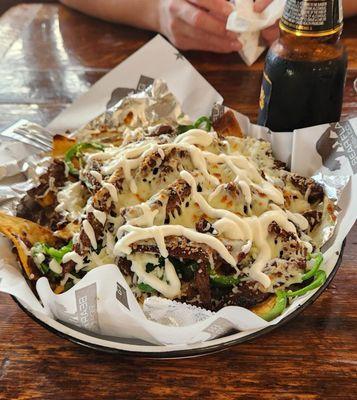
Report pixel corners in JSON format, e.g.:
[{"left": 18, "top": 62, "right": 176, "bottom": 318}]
[{"left": 0, "top": 4, "right": 356, "bottom": 400}]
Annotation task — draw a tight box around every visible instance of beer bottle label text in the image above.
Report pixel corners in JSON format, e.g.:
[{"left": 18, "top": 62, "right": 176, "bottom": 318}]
[{"left": 281, "top": 0, "right": 343, "bottom": 37}]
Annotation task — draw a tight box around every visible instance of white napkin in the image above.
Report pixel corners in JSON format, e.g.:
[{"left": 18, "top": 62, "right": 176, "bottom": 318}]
[{"left": 227, "top": 0, "right": 285, "bottom": 66}]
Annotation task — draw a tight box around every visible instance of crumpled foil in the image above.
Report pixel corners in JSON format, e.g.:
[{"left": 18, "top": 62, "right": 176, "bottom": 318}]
[
  {"left": 73, "top": 79, "right": 191, "bottom": 142},
  {"left": 0, "top": 79, "right": 190, "bottom": 209}
]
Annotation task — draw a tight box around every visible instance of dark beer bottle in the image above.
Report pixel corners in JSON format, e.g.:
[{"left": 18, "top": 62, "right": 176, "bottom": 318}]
[{"left": 258, "top": 0, "right": 348, "bottom": 132}]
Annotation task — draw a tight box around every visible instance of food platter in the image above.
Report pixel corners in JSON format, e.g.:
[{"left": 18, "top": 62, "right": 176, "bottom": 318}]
[
  {"left": 0, "top": 36, "right": 355, "bottom": 358},
  {"left": 12, "top": 240, "right": 344, "bottom": 358}
]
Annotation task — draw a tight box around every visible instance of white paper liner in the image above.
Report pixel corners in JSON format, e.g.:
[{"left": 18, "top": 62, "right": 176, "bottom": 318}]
[
  {"left": 227, "top": 0, "right": 285, "bottom": 66},
  {"left": 0, "top": 35, "right": 356, "bottom": 346}
]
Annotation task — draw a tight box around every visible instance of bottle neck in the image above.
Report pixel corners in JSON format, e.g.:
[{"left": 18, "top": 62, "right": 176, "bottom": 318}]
[{"left": 280, "top": 0, "right": 343, "bottom": 38}]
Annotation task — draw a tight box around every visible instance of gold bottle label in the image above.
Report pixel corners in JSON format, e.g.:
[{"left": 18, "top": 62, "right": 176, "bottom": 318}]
[
  {"left": 280, "top": 0, "right": 343, "bottom": 37},
  {"left": 257, "top": 71, "right": 272, "bottom": 127}
]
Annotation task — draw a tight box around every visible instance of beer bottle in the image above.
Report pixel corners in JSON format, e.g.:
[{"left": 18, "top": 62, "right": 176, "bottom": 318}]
[{"left": 258, "top": 0, "right": 348, "bottom": 132}]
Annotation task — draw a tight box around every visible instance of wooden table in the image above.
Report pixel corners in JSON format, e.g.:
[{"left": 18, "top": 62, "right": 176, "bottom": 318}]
[{"left": 0, "top": 4, "right": 356, "bottom": 399}]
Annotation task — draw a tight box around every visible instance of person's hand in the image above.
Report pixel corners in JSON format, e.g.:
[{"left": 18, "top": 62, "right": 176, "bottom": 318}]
[
  {"left": 254, "top": 0, "right": 280, "bottom": 46},
  {"left": 158, "top": 0, "right": 242, "bottom": 53}
]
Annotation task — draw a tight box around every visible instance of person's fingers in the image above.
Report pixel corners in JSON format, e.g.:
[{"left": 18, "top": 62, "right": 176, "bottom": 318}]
[
  {"left": 261, "top": 21, "right": 279, "bottom": 45},
  {"left": 176, "top": 0, "right": 236, "bottom": 39},
  {"left": 170, "top": 18, "right": 242, "bottom": 52},
  {"left": 188, "top": 0, "right": 234, "bottom": 18},
  {"left": 253, "top": 0, "right": 274, "bottom": 13}
]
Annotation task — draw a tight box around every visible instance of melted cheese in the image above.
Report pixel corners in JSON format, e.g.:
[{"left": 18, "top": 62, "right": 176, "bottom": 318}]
[
  {"left": 55, "top": 182, "right": 86, "bottom": 220},
  {"left": 58, "top": 126, "right": 318, "bottom": 296}
]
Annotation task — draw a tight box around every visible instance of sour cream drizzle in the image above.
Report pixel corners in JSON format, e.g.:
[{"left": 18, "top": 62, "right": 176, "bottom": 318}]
[{"left": 128, "top": 254, "right": 181, "bottom": 298}]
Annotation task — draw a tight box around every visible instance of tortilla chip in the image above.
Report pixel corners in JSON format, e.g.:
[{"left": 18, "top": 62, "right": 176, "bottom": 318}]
[
  {"left": 250, "top": 294, "right": 276, "bottom": 318},
  {"left": 0, "top": 212, "right": 59, "bottom": 281},
  {"left": 35, "top": 191, "right": 56, "bottom": 208},
  {"left": 52, "top": 134, "right": 76, "bottom": 158},
  {"left": 54, "top": 220, "right": 80, "bottom": 240},
  {"left": 213, "top": 110, "right": 243, "bottom": 138}
]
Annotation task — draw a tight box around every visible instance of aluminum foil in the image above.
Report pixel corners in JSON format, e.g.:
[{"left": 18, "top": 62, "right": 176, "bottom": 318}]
[
  {"left": 0, "top": 80, "right": 190, "bottom": 210},
  {"left": 73, "top": 79, "right": 191, "bottom": 142}
]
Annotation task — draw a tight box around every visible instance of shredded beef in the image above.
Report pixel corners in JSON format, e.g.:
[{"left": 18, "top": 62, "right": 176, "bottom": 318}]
[
  {"left": 87, "top": 212, "right": 104, "bottom": 241},
  {"left": 62, "top": 260, "right": 76, "bottom": 276},
  {"left": 274, "top": 159, "right": 286, "bottom": 169},
  {"left": 16, "top": 194, "right": 62, "bottom": 230},
  {"left": 290, "top": 174, "right": 324, "bottom": 203},
  {"left": 268, "top": 221, "right": 296, "bottom": 241},
  {"left": 28, "top": 160, "right": 66, "bottom": 199},
  {"left": 147, "top": 125, "right": 173, "bottom": 137},
  {"left": 117, "top": 257, "right": 132, "bottom": 276},
  {"left": 75, "top": 231, "right": 91, "bottom": 255},
  {"left": 303, "top": 210, "right": 322, "bottom": 231},
  {"left": 165, "top": 180, "right": 191, "bottom": 219},
  {"left": 195, "top": 217, "right": 214, "bottom": 234},
  {"left": 194, "top": 263, "right": 211, "bottom": 309},
  {"left": 216, "top": 283, "right": 270, "bottom": 310},
  {"left": 133, "top": 236, "right": 210, "bottom": 265}
]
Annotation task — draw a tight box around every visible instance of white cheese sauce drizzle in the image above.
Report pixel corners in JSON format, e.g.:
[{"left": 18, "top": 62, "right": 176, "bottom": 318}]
[
  {"left": 180, "top": 170, "right": 298, "bottom": 288},
  {"left": 89, "top": 129, "right": 284, "bottom": 208},
  {"left": 49, "top": 259, "right": 63, "bottom": 274},
  {"left": 62, "top": 251, "right": 84, "bottom": 272},
  {"left": 128, "top": 254, "right": 181, "bottom": 298},
  {"left": 102, "top": 182, "right": 118, "bottom": 202},
  {"left": 89, "top": 170, "right": 102, "bottom": 183},
  {"left": 83, "top": 220, "right": 97, "bottom": 250},
  {"left": 126, "top": 203, "right": 159, "bottom": 227},
  {"left": 114, "top": 224, "right": 237, "bottom": 267},
  {"left": 76, "top": 128, "right": 313, "bottom": 293}
]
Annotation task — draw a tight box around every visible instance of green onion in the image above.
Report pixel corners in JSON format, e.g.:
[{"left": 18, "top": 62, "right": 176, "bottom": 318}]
[
  {"left": 38, "top": 263, "right": 49, "bottom": 275},
  {"left": 65, "top": 142, "right": 104, "bottom": 176},
  {"left": 33, "top": 241, "right": 73, "bottom": 264}
]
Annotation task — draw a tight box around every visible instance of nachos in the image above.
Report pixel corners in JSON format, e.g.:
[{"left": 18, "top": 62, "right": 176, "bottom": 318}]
[{"left": 0, "top": 110, "right": 336, "bottom": 320}]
